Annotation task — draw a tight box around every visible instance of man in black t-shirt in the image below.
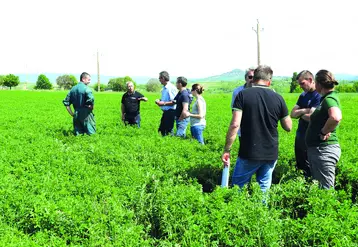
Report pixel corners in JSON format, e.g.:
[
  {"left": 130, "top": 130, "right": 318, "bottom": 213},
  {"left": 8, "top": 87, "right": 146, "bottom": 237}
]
[
  {"left": 121, "top": 81, "right": 148, "bottom": 127},
  {"left": 222, "top": 65, "right": 292, "bottom": 193}
]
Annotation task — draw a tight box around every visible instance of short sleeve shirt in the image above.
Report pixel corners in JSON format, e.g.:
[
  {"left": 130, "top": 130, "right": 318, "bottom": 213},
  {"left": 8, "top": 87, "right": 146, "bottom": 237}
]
[
  {"left": 233, "top": 85, "right": 289, "bottom": 161},
  {"left": 121, "top": 91, "right": 144, "bottom": 117},
  {"left": 174, "top": 89, "right": 190, "bottom": 117},
  {"left": 231, "top": 85, "right": 246, "bottom": 108},
  {"left": 296, "top": 91, "right": 321, "bottom": 136},
  {"left": 160, "top": 82, "right": 177, "bottom": 111},
  {"left": 306, "top": 91, "right": 340, "bottom": 147}
]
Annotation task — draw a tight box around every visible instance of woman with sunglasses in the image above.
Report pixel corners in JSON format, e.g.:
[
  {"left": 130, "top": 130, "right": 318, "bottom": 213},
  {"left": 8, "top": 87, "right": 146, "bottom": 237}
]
[
  {"left": 184, "top": 84, "right": 206, "bottom": 144},
  {"left": 306, "top": 70, "right": 342, "bottom": 189}
]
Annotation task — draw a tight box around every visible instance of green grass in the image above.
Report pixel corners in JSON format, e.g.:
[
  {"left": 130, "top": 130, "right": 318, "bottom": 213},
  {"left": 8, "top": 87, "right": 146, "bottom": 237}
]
[{"left": 0, "top": 91, "right": 357, "bottom": 246}]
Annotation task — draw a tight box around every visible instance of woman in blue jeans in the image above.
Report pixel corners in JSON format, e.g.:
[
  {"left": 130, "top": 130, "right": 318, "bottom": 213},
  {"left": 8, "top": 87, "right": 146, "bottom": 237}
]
[{"left": 185, "top": 84, "right": 206, "bottom": 144}]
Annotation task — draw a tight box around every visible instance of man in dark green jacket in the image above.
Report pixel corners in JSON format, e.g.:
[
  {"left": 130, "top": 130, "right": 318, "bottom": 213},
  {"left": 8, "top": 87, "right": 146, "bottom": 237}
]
[{"left": 63, "top": 72, "right": 96, "bottom": 135}]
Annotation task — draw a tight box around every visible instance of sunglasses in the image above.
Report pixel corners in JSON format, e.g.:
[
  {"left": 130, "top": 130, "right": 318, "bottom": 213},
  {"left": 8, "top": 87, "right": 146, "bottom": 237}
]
[{"left": 248, "top": 75, "right": 254, "bottom": 79}]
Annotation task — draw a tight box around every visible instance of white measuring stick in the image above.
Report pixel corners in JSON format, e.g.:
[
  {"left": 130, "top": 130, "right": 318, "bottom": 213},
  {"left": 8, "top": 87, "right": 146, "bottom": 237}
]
[{"left": 221, "top": 165, "right": 230, "bottom": 188}]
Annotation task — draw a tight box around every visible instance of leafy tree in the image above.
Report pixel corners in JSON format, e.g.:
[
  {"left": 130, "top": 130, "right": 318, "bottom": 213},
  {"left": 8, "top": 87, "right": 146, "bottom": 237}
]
[
  {"left": 56, "top": 74, "right": 78, "bottom": 90},
  {"left": 94, "top": 84, "right": 107, "bottom": 92},
  {"left": 123, "top": 76, "right": 136, "bottom": 89},
  {"left": 353, "top": 81, "right": 358, "bottom": 92},
  {"left": 35, "top": 74, "right": 53, "bottom": 90},
  {"left": 69, "top": 75, "right": 78, "bottom": 87},
  {"left": 3, "top": 74, "right": 20, "bottom": 90},
  {"left": 124, "top": 75, "right": 136, "bottom": 84},
  {"left": 289, "top": 72, "right": 300, "bottom": 93},
  {"left": 336, "top": 84, "right": 355, "bottom": 93},
  {"left": 108, "top": 76, "right": 136, "bottom": 91},
  {"left": 108, "top": 77, "right": 124, "bottom": 91},
  {"left": 146, "top": 78, "right": 162, "bottom": 92}
]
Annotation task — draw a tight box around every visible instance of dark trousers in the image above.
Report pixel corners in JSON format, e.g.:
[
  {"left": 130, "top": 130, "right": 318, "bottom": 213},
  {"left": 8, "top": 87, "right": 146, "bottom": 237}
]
[
  {"left": 295, "top": 134, "right": 311, "bottom": 178},
  {"left": 158, "top": 110, "right": 175, "bottom": 136},
  {"left": 73, "top": 110, "right": 96, "bottom": 136},
  {"left": 124, "top": 114, "right": 141, "bottom": 128}
]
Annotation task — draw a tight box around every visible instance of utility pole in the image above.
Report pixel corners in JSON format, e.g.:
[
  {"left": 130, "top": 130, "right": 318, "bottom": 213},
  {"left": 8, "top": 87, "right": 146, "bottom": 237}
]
[
  {"left": 252, "top": 19, "right": 264, "bottom": 66},
  {"left": 97, "top": 49, "right": 100, "bottom": 92}
]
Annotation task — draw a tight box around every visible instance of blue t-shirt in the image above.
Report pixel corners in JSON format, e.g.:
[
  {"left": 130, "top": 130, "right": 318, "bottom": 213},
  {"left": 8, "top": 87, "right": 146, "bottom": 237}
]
[
  {"left": 231, "top": 85, "right": 245, "bottom": 108},
  {"left": 174, "top": 89, "right": 190, "bottom": 117},
  {"left": 296, "top": 90, "right": 321, "bottom": 136}
]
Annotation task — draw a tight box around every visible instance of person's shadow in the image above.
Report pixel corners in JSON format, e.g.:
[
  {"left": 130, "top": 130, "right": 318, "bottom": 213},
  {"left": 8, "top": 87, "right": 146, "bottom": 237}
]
[
  {"left": 184, "top": 165, "right": 223, "bottom": 193},
  {"left": 49, "top": 128, "right": 74, "bottom": 140}
]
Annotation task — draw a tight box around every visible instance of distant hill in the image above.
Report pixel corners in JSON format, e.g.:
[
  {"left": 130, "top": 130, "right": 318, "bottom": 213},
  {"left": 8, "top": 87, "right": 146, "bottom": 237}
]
[
  {"left": 194, "top": 69, "right": 246, "bottom": 82},
  {"left": 335, "top": 74, "right": 358, "bottom": 81},
  {"left": 193, "top": 69, "right": 358, "bottom": 83},
  {"left": 193, "top": 69, "right": 291, "bottom": 83}
]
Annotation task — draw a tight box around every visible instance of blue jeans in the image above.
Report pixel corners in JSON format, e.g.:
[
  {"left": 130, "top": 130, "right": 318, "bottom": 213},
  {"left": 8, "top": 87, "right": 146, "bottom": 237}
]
[
  {"left": 190, "top": 125, "right": 205, "bottom": 144},
  {"left": 175, "top": 118, "right": 189, "bottom": 137},
  {"left": 232, "top": 157, "right": 276, "bottom": 193}
]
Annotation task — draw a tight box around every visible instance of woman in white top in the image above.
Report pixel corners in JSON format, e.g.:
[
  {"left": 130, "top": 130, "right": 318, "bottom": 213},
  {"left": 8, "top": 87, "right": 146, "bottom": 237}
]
[{"left": 185, "top": 84, "right": 206, "bottom": 144}]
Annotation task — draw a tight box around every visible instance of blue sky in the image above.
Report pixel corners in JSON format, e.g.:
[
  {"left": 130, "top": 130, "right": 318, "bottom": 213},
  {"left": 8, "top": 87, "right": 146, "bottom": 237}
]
[{"left": 0, "top": 0, "right": 356, "bottom": 78}]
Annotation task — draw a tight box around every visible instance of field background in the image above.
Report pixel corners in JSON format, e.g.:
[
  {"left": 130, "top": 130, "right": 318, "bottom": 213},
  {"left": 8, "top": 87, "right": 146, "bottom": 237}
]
[{"left": 0, "top": 90, "right": 357, "bottom": 246}]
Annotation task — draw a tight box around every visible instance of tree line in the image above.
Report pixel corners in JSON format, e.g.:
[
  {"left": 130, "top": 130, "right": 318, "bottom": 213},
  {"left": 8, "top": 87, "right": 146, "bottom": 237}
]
[
  {"left": 1, "top": 72, "right": 358, "bottom": 93},
  {"left": 93, "top": 77, "right": 162, "bottom": 92},
  {"left": 0, "top": 74, "right": 163, "bottom": 92}
]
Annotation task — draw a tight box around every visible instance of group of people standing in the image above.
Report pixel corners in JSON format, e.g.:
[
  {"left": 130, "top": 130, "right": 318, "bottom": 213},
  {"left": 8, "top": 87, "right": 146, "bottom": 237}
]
[
  {"left": 62, "top": 66, "right": 342, "bottom": 191},
  {"left": 222, "top": 65, "right": 342, "bottom": 193},
  {"left": 154, "top": 71, "right": 206, "bottom": 144},
  {"left": 62, "top": 71, "right": 207, "bottom": 144},
  {"left": 291, "top": 70, "right": 342, "bottom": 189}
]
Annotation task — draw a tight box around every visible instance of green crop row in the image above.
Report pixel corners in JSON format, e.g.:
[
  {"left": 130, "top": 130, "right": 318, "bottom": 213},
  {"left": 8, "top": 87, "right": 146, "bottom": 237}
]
[{"left": 0, "top": 91, "right": 357, "bottom": 246}]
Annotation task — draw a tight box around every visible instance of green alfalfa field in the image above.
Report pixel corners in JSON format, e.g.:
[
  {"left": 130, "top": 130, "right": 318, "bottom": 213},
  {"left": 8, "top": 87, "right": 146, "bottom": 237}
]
[{"left": 0, "top": 90, "right": 357, "bottom": 246}]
